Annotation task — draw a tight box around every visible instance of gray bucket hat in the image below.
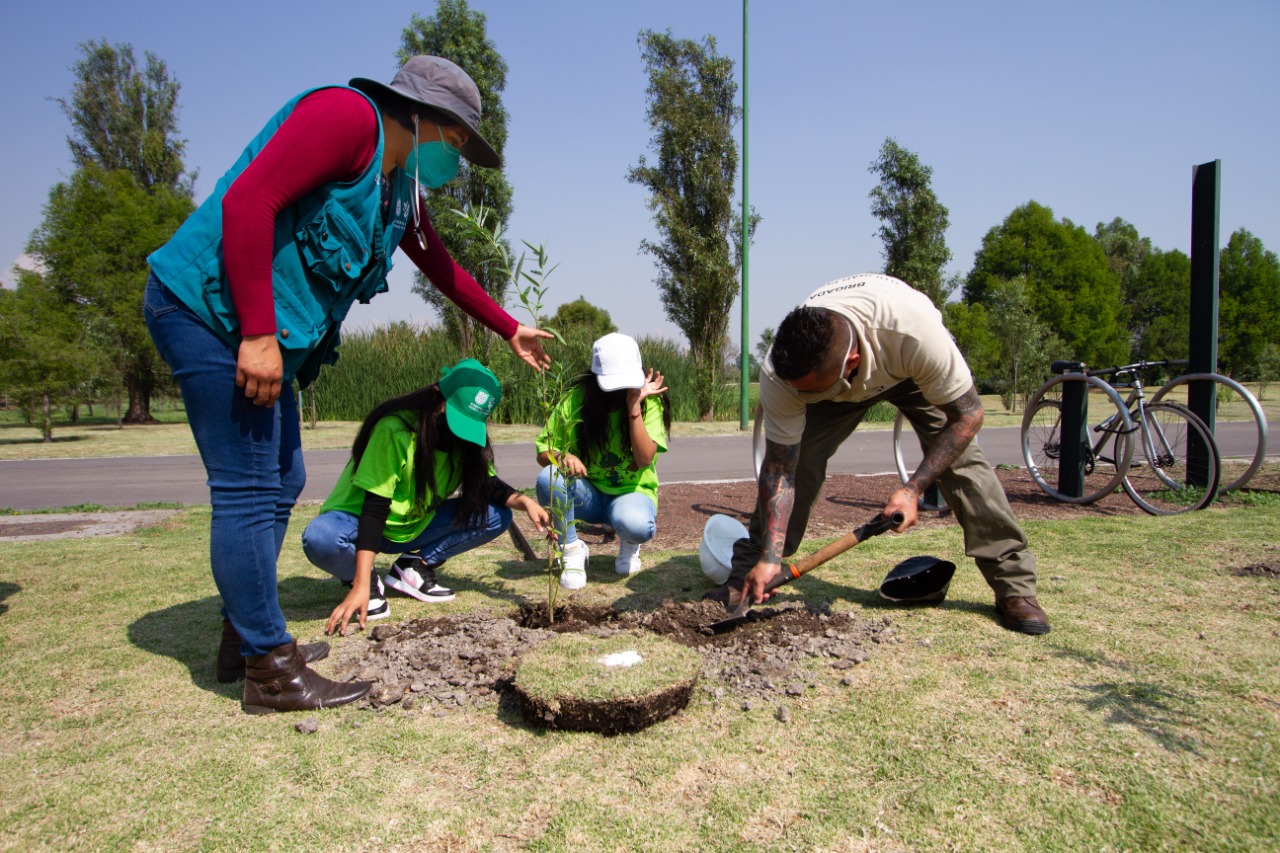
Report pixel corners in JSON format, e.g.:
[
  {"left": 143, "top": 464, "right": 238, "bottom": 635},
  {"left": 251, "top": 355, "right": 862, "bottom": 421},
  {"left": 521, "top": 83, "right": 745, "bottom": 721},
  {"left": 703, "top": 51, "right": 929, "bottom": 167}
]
[
  {"left": 350, "top": 55, "right": 500, "bottom": 169},
  {"left": 879, "top": 556, "right": 956, "bottom": 605}
]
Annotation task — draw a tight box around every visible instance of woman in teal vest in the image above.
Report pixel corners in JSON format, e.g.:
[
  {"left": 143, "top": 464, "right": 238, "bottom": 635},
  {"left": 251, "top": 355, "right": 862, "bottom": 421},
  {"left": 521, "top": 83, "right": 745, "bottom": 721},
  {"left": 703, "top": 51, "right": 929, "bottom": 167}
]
[{"left": 144, "top": 56, "right": 551, "bottom": 715}]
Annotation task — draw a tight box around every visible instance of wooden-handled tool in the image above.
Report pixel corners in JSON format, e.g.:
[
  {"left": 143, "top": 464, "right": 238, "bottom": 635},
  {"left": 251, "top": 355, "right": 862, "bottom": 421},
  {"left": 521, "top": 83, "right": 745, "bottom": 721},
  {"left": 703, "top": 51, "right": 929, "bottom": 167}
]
[{"left": 708, "top": 511, "right": 904, "bottom": 633}]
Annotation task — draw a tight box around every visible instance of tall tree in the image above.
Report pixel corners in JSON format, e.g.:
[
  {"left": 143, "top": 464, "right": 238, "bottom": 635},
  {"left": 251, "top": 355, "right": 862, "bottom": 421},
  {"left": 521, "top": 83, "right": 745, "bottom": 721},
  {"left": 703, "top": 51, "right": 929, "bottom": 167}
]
[
  {"left": 548, "top": 296, "right": 616, "bottom": 344},
  {"left": 1094, "top": 217, "right": 1151, "bottom": 356},
  {"left": 1127, "top": 247, "right": 1190, "bottom": 362},
  {"left": 986, "top": 276, "right": 1061, "bottom": 411},
  {"left": 1218, "top": 228, "right": 1280, "bottom": 378},
  {"left": 965, "top": 201, "right": 1126, "bottom": 368},
  {"left": 943, "top": 301, "right": 999, "bottom": 391},
  {"left": 627, "top": 29, "right": 757, "bottom": 420},
  {"left": 0, "top": 270, "right": 105, "bottom": 441},
  {"left": 867, "top": 138, "right": 952, "bottom": 308},
  {"left": 26, "top": 164, "right": 194, "bottom": 423},
  {"left": 399, "top": 0, "right": 514, "bottom": 361},
  {"left": 57, "top": 39, "right": 194, "bottom": 196}
]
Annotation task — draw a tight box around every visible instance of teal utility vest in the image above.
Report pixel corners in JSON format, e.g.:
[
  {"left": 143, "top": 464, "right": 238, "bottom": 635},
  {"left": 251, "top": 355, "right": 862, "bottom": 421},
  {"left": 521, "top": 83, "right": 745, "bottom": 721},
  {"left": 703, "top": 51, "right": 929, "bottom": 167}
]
[{"left": 148, "top": 86, "right": 414, "bottom": 386}]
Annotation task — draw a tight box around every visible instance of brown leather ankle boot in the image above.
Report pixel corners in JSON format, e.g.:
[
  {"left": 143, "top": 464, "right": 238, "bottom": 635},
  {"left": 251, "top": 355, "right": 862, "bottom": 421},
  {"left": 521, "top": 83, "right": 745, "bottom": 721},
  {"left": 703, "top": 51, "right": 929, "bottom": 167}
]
[
  {"left": 241, "top": 640, "right": 371, "bottom": 714},
  {"left": 216, "top": 619, "right": 331, "bottom": 683}
]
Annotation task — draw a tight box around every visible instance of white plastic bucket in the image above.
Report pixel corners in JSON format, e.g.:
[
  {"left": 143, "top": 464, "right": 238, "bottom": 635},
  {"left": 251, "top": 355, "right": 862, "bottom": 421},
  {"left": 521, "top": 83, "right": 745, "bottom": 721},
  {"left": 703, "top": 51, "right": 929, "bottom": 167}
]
[{"left": 699, "top": 514, "right": 748, "bottom": 585}]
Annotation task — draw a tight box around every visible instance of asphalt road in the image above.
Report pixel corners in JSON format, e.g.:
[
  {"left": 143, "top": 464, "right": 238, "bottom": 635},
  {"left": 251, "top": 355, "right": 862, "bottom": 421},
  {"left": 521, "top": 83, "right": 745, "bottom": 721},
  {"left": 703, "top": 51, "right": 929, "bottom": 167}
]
[
  {"left": 1, "top": 422, "right": 1260, "bottom": 512},
  {"left": 0, "top": 426, "right": 1017, "bottom": 512}
]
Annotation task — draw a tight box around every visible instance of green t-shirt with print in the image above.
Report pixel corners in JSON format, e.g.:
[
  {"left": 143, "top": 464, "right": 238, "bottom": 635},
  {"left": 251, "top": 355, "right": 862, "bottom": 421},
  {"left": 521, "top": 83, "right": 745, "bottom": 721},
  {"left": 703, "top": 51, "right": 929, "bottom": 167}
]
[
  {"left": 320, "top": 412, "right": 463, "bottom": 543},
  {"left": 535, "top": 386, "right": 668, "bottom": 507}
]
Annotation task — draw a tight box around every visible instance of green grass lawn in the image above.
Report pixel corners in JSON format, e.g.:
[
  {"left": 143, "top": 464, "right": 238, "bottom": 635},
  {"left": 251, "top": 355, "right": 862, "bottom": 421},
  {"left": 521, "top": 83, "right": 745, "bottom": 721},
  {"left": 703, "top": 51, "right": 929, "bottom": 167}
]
[{"left": 1, "top": 504, "right": 1277, "bottom": 851}]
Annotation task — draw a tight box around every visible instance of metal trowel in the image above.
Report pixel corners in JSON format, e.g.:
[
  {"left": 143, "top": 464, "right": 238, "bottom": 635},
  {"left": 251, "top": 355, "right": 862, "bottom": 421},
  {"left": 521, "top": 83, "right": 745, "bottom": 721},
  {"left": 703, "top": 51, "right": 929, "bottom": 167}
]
[{"left": 708, "top": 511, "right": 904, "bottom": 633}]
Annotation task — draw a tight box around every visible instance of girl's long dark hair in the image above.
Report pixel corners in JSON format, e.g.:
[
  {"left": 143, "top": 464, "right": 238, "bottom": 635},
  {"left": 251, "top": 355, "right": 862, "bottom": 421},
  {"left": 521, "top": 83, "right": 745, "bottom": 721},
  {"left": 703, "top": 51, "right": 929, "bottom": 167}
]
[
  {"left": 350, "top": 385, "right": 493, "bottom": 526},
  {"left": 572, "top": 374, "right": 672, "bottom": 465}
]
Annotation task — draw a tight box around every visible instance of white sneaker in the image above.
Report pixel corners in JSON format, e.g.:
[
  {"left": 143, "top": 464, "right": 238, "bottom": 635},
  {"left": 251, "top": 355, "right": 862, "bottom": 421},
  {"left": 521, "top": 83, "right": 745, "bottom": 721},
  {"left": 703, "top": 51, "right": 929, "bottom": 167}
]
[
  {"left": 385, "top": 555, "right": 456, "bottom": 603},
  {"left": 615, "top": 541, "right": 643, "bottom": 575},
  {"left": 560, "top": 540, "right": 589, "bottom": 590}
]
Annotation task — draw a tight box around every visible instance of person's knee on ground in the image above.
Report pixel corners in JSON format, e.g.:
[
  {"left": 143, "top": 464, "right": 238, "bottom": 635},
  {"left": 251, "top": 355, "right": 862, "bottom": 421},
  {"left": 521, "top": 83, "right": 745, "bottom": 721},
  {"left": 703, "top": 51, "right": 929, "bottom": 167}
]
[{"left": 300, "top": 511, "right": 360, "bottom": 582}]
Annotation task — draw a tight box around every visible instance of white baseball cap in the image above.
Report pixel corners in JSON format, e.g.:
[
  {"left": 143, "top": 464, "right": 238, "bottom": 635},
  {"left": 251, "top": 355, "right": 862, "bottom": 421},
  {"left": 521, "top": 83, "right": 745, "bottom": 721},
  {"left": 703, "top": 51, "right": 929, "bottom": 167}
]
[{"left": 591, "top": 333, "right": 646, "bottom": 392}]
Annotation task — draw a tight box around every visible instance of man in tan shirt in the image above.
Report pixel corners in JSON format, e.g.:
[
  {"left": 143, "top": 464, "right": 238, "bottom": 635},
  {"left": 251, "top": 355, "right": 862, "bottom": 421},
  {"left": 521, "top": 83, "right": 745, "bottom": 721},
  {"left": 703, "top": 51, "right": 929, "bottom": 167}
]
[{"left": 711, "top": 273, "right": 1049, "bottom": 634}]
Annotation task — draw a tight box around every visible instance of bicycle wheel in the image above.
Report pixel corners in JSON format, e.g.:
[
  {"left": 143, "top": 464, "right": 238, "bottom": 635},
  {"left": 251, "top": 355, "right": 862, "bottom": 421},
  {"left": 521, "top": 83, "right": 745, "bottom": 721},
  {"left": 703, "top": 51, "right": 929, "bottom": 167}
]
[
  {"left": 1122, "top": 402, "right": 1221, "bottom": 515},
  {"left": 892, "top": 411, "right": 946, "bottom": 511},
  {"left": 1021, "top": 373, "right": 1135, "bottom": 503},
  {"left": 1149, "top": 373, "right": 1268, "bottom": 493}
]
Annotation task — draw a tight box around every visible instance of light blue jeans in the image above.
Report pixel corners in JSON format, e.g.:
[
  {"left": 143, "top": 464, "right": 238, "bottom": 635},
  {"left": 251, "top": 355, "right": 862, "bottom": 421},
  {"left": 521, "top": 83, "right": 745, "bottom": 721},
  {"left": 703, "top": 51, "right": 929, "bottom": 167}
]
[
  {"left": 535, "top": 467, "right": 657, "bottom": 546},
  {"left": 144, "top": 274, "right": 304, "bottom": 656},
  {"left": 301, "top": 499, "right": 512, "bottom": 581}
]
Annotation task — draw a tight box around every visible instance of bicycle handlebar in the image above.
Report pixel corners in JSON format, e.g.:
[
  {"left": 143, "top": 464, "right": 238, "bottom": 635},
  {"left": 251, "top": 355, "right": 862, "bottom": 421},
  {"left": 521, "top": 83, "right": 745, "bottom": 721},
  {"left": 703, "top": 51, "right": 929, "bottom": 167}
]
[{"left": 1057, "top": 358, "right": 1189, "bottom": 379}]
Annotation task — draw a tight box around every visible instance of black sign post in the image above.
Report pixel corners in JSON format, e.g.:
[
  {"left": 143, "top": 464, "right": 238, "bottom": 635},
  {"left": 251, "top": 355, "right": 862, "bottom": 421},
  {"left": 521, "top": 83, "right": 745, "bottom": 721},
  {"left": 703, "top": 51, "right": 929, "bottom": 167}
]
[{"left": 1187, "top": 161, "right": 1220, "bottom": 485}]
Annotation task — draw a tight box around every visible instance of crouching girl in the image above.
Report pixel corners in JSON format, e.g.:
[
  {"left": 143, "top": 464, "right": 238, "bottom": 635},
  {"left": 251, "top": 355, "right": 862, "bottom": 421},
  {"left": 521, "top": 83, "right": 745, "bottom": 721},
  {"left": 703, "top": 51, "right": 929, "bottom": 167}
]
[
  {"left": 304, "top": 359, "right": 549, "bottom": 635},
  {"left": 535, "top": 333, "right": 670, "bottom": 589}
]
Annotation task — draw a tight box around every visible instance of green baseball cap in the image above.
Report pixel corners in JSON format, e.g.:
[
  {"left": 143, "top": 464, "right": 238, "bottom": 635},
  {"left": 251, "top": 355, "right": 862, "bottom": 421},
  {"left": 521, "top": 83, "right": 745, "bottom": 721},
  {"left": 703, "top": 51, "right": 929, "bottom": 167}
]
[{"left": 438, "top": 359, "right": 501, "bottom": 446}]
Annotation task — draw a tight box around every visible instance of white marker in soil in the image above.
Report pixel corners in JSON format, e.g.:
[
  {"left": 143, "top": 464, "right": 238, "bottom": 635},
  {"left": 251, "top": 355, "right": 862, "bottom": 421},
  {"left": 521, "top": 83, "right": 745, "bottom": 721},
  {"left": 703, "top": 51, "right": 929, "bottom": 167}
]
[{"left": 598, "top": 650, "right": 644, "bottom": 668}]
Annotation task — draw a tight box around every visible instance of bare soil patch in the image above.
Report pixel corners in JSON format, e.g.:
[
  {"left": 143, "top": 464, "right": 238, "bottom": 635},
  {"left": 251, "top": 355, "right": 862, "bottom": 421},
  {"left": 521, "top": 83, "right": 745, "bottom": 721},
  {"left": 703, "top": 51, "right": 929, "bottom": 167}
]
[
  {"left": 330, "top": 598, "right": 898, "bottom": 720},
  {"left": 330, "top": 464, "right": 1277, "bottom": 725}
]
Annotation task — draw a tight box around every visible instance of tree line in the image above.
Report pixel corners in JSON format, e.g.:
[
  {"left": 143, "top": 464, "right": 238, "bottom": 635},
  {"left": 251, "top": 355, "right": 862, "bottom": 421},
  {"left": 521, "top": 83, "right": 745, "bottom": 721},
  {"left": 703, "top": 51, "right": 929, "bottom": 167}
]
[{"left": 866, "top": 138, "right": 1280, "bottom": 411}]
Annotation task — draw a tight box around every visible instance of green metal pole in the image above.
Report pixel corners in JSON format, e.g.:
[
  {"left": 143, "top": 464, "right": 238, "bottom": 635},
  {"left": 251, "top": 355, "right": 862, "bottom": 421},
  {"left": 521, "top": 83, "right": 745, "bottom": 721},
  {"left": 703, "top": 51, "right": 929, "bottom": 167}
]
[{"left": 739, "top": 0, "right": 751, "bottom": 430}]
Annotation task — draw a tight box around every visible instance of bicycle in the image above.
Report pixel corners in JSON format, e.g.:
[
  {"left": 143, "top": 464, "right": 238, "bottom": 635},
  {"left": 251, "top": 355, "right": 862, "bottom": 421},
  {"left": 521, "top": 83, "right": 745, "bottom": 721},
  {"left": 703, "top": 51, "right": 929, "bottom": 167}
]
[
  {"left": 1021, "top": 359, "right": 1222, "bottom": 515},
  {"left": 1148, "top": 370, "right": 1268, "bottom": 493}
]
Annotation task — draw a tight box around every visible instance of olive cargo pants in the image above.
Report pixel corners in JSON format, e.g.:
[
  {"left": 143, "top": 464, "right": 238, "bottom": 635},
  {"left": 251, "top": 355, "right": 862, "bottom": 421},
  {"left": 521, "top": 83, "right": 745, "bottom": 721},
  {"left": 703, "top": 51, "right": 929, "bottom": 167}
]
[{"left": 729, "top": 381, "right": 1038, "bottom": 599}]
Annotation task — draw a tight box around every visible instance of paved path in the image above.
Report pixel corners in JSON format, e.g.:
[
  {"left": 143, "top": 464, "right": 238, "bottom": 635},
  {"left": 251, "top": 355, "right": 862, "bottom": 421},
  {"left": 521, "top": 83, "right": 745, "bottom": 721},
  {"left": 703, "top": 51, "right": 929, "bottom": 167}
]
[
  {"left": 0, "top": 426, "right": 1020, "bottom": 512},
  {"left": 0, "top": 421, "right": 1261, "bottom": 513}
]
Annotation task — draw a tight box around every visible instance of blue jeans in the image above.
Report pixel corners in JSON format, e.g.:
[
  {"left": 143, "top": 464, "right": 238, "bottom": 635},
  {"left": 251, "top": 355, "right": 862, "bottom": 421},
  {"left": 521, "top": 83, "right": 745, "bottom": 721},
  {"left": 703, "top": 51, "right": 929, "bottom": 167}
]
[
  {"left": 301, "top": 499, "right": 513, "bottom": 579},
  {"left": 535, "top": 467, "right": 657, "bottom": 546},
  {"left": 144, "top": 274, "right": 305, "bottom": 655}
]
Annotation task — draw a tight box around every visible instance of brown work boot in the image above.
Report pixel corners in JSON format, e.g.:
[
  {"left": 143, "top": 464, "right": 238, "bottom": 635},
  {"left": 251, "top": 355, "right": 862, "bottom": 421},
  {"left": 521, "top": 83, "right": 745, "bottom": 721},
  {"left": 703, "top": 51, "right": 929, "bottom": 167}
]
[
  {"left": 241, "top": 640, "right": 371, "bottom": 715},
  {"left": 216, "top": 619, "right": 330, "bottom": 683},
  {"left": 995, "top": 596, "right": 1051, "bottom": 635}
]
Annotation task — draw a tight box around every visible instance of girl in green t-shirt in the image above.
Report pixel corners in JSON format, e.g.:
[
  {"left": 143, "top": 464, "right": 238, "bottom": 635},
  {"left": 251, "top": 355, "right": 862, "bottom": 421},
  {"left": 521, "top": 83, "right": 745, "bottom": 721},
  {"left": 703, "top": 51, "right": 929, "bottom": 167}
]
[
  {"left": 535, "top": 334, "right": 671, "bottom": 590},
  {"left": 304, "top": 359, "right": 550, "bottom": 635}
]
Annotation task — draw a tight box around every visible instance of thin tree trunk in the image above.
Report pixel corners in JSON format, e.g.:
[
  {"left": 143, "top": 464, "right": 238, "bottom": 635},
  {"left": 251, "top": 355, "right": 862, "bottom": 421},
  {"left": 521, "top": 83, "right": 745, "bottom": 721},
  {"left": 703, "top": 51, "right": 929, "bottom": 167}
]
[{"left": 41, "top": 391, "right": 53, "bottom": 443}]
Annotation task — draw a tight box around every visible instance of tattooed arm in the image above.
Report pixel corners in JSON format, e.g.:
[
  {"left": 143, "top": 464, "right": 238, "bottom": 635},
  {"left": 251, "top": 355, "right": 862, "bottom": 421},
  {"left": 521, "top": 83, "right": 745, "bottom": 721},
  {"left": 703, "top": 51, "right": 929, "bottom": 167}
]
[
  {"left": 885, "top": 384, "right": 985, "bottom": 530},
  {"left": 741, "top": 438, "right": 802, "bottom": 605}
]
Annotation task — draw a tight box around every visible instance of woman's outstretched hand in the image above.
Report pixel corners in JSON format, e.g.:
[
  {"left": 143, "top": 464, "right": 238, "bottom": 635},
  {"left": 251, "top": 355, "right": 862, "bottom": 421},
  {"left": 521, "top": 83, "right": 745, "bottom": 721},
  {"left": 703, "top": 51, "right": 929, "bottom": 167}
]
[
  {"left": 625, "top": 369, "right": 667, "bottom": 413},
  {"left": 507, "top": 324, "right": 554, "bottom": 371},
  {"left": 326, "top": 583, "right": 369, "bottom": 637}
]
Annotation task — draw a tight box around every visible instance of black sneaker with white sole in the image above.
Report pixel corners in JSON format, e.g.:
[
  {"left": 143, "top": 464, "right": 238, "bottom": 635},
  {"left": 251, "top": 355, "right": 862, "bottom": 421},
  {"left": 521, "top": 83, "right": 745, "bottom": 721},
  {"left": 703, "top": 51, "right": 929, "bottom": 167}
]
[
  {"left": 342, "top": 570, "right": 390, "bottom": 620},
  {"left": 385, "top": 554, "right": 456, "bottom": 603}
]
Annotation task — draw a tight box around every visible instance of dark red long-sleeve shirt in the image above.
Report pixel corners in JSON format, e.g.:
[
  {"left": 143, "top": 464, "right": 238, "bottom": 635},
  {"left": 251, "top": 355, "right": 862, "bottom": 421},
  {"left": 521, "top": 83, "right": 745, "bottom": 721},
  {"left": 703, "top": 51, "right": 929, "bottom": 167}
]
[{"left": 220, "top": 87, "right": 517, "bottom": 340}]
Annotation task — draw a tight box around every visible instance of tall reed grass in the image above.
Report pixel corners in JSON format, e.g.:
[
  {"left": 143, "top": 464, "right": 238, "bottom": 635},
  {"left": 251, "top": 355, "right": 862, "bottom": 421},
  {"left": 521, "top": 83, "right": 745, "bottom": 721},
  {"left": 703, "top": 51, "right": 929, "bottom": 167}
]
[{"left": 304, "top": 323, "right": 760, "bottom": 424}]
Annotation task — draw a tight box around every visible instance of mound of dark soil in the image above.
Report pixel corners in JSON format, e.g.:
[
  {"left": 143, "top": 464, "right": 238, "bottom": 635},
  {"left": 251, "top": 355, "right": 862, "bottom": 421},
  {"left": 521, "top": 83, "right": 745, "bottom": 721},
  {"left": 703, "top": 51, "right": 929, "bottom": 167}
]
[{"left": 328, "top": 599, "right": 898, "bottom": 718}]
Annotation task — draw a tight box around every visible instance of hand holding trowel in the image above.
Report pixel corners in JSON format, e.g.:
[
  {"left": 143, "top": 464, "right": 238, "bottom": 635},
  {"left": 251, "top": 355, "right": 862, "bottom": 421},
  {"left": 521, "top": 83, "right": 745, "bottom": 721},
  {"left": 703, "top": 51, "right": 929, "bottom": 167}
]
[{"left": 709, "top": 510, "right": 904, "bottom": 633}]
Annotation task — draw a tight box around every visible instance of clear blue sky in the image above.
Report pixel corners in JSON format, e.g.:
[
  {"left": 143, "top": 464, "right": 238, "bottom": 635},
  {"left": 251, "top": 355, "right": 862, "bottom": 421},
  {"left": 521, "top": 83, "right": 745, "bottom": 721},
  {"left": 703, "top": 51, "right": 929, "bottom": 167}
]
[{"left": 3, "top": 0, "right": 1277, "bottom": 352}]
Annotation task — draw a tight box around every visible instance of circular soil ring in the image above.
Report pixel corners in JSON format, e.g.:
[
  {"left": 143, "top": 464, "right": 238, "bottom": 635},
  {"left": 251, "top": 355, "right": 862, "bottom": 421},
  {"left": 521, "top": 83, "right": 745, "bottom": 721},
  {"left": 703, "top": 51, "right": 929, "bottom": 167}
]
[{"left": 513, "top": 630, "right": 701, "bottom": 734}]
